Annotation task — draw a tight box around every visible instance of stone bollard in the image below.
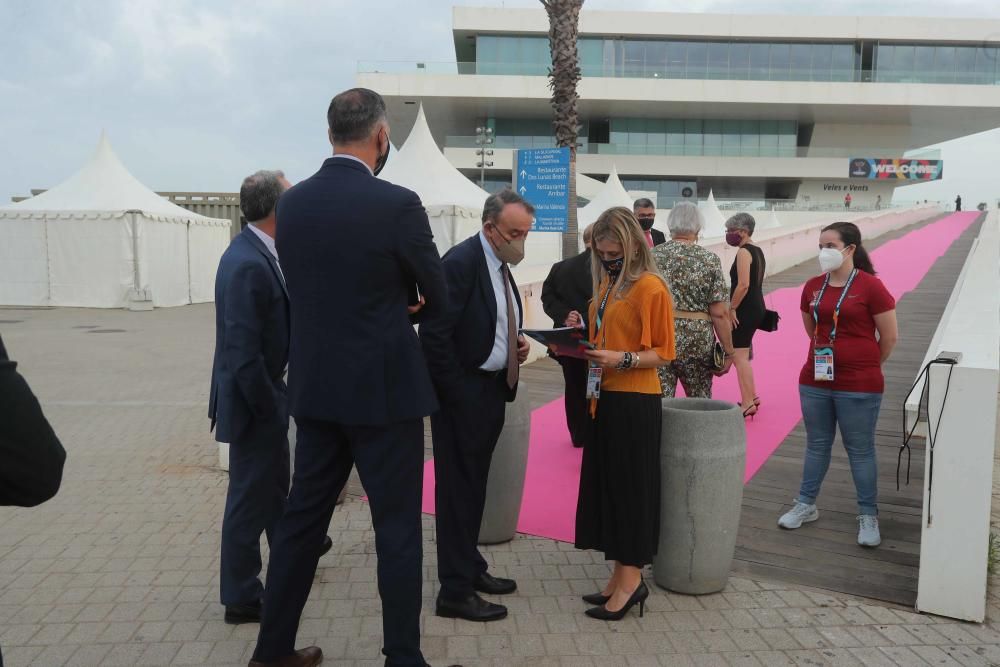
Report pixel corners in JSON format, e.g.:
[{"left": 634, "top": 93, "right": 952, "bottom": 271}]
[
  {"left": 478, "top": 381, "right": 531, "bottom": 545},
  {"left": 654, "top": 398, "right": 746, "bottom": 594}
]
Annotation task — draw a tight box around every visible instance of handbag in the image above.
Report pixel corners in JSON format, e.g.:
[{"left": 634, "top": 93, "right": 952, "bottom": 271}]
[
  {"left": 759, "top": 309, "right": 780, "bottom": 332},
  {"left": 756, "top": 255, "right": 780, "bottom": 332},
  {"left": 712, "top": 340, "right": 726, "bottom": 371}
]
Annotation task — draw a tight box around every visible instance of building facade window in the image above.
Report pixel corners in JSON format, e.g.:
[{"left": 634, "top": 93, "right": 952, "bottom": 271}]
[
  {"left": 875, "top": 42, "right": 999, "bottom": 84},
  {"left": 601, "top": 117, "right": 797, "bottom": 157},
  {"left": 475, "top": 35, "right": 865, "bottom": 82},
  {"left": 473, "top": 35, "right": 1000, "bottom": 85},
  {"left": 621, "top": 179, "right": 698, "bottom": 208}
]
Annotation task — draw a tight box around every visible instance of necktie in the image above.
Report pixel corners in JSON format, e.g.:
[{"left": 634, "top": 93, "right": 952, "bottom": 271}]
[
  {"left": 501, "top": 263, "right": 519, "bottom": 390},
  {"left": 644, "top": 231, "right": 654, "bottom": 248}
]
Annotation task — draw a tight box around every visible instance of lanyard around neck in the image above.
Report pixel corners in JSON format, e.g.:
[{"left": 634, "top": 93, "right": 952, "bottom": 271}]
[
  {"left": 594, "top": 276, "right": 618, "bottom": 347},
  {"left": 813, "top": 269, "right": 858, "bottom": 343}
]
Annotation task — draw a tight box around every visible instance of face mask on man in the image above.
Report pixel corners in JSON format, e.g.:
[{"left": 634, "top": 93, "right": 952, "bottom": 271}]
[
  {"left": 373, "top": 129, "right": 390, "bottom": 177},
  {"left": 636, "top": 216, "right": 655, "bottom": 232},
  {"left": 488, "top": 223, "right": 526, "bottom": 265},
  {"left": 818, "top": 247, "right": 847, "bottom": 273},
  {"left": 725, "top": 231, "right": 742, "bottom": 247}
]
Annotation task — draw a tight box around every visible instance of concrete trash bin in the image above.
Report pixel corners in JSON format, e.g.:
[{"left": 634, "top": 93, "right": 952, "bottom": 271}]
[
  {"left": 654, "top": 398, "right": 746, "bottom": 594},
  {"left": 478, "top": 381, "right": 531, "bottom": 545}
]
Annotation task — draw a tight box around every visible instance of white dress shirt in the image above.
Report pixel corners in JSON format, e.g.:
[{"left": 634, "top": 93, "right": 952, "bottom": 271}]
[
  {"left": 478, "top": 231, "right": 521, "bottom": 372},
  {"left": 247, "top": 223, "right": 284, "bottom": 282},
  {"left": 330, "top": 153, "right": 374, "bottom": 176}
]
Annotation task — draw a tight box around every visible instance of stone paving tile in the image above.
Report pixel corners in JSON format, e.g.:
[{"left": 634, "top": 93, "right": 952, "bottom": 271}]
[
  {"left": 2, "top": 306, "right": 1000, "bottom": 667},
  {"left": 65, "top": 642, "right": 114, "bottom": 667}
]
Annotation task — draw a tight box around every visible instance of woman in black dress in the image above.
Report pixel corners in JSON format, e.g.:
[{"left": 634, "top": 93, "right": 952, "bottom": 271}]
[{"left": 725, "top": 213, "right": 766, "bottom": 418}]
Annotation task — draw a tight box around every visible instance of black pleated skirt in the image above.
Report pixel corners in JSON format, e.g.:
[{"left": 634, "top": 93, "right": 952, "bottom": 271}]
[{"left": 574, "top": 390, "right": 662, "bottom": 566}]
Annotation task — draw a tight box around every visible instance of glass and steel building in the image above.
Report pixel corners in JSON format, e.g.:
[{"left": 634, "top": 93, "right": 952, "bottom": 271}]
[{"left": 359, "top": 7, "right": 1000, "bottom": 208}]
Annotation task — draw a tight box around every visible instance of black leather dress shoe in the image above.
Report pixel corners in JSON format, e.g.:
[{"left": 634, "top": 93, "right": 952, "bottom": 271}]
[
  {"left": 436, "top": 593, "right": 507, "bottom": 622},
  {"left": 225, "top": 601, "right": 261, "bottom": 624},
  {"left": 474, "top": 572, "right": 517, "bottom": 595},
  {"left": 248, "top": 645, "right": 322, "bottom": 666},
  {"left": 320, "top": 535, "right": 333, "bottom": 557}
]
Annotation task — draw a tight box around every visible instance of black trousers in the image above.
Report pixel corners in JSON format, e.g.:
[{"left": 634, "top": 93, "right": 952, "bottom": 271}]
[
  {"left": 558, "top": 356, "right": 593, "bottom": 448},
  {"left": 431, "top": 371, "right": 507, "bottom": 599},
  {"left": 253, "top": 417, "right": 426, "bottom": 666},
  {"left": 220, "top": 421, "right": 289, "bottom": 606}
]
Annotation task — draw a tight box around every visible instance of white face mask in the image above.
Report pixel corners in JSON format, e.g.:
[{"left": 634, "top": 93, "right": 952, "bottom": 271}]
[{"left": 818, "top": 247, "right": 845, "bottom": 273}]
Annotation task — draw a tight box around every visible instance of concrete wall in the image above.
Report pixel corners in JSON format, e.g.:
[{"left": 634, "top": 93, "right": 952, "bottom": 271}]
[
  {"left": 796, "top": 179, "right": 901, "bottom": 208},
  {"left": 909, "top": 211, "right": 999, "bottom": 622}
]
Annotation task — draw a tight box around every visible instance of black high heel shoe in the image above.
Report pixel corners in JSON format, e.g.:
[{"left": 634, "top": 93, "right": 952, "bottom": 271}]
[
  {"left": 743, "top": 405, "right": 758, "bottom": 421},
  {"left": 585, "top": 582, "right": 648, "bottom": 621},
  {"left": 582, "top": 592, "right": 610, "bottom": 605}
]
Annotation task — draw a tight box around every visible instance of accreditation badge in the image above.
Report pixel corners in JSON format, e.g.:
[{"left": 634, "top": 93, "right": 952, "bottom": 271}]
[
  {"left": 813, "top": 346, "right": 835, "bottom": 382},
  {"left": 586, "top": 364, "right": 603, "bottom": 399}
]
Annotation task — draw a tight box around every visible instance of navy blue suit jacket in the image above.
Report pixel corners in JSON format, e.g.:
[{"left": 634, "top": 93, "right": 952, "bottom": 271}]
[
  {"left": 419, "top": 233, "right": 524, "bottom": 406},
  {"left": 276, "top": 157, "right": 447, "bottom": 426},
  {"left": 209, "top": 226, "right": 290, "bottom": 444}
]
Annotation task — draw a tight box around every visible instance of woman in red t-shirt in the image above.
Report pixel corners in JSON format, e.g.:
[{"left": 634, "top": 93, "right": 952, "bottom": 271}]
[{"left": 777, "top": 222, "right": 898, "bottom": 548}]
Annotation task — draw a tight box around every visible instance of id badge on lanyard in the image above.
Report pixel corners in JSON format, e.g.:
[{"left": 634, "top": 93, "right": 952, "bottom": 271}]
[
  {"left": 587, "top": 280, "right": 615, "bottom": 400},
  {"left": 586, "top": 366, "right": 603, "bottom": 399},
  {"left": 813, "top": 347, "right": 835, "bottom": 382},
  {"left": 812, "top": 269, "right": 857, "bottom": 382}
]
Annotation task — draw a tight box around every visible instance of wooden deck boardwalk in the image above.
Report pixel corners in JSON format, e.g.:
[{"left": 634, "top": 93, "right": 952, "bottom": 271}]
[
  {"left": 350, "top": 212, "right": 983, "bottom": 606},
  {"left": 733, "top": 213, "right": 983, "bottom": 607}
]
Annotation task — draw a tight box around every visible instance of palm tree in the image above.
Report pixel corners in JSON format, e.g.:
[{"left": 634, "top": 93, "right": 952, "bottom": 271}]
[{"left": 541, "top": 0, "right": 583, "bottom": 260}]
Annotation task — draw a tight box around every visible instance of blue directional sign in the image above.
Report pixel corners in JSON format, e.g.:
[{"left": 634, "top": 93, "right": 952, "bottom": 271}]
[{"left": 515, "top": 147, "right": 570, "bottom": 232}]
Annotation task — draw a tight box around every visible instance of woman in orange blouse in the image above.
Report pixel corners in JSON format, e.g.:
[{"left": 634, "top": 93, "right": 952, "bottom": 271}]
[{"left": 565, "top": 207, "right": 676, "bottom": 621}]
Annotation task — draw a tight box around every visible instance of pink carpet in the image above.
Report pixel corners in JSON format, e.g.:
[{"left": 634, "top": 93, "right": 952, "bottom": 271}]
[{"left": 420, "top": 211, "right": 980, "bottom": 542}]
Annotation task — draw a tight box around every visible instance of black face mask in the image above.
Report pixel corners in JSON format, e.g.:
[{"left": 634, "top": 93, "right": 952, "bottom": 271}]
[
  {"left": 373, "top": 129, "right": 390, "bottom": 176},
  {"left": 601, "top": 257, "right": 624, "bottom": 275},
  {"left": 637, "top": 216, "right": 655, "bottom": 231}
]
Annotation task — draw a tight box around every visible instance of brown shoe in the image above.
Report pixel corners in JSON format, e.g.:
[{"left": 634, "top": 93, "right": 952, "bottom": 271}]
[{"left": 248, "top": 646, "right": 322, "bottom": 667}]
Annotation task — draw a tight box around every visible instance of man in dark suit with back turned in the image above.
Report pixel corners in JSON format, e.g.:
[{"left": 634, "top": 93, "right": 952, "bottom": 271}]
[
  {"left": 248, "top": 89, "right": 448, "bottom": 667},
  {"left": 420, "top": 188, "right": 533, "bottom": 623},
  {"left": 211, "top": 170, "right": 336, "bottom": 627},
  {"left": 541, "top": 223, "right": 594, "bottom": 449}
]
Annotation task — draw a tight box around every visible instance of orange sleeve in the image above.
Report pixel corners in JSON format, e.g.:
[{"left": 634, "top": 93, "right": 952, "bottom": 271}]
[{"left": 639, "top": 276, "right": 676, "bottom": 362}]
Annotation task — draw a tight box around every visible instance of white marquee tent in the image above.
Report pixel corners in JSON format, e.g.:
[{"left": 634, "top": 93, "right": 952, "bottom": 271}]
[
  {"left": 578, "top": 166, "right": 638, "bottom": 228},
  {"left": 0, "top": 134, "right": 231, "bottom": 309},
  {"left": 378, "top": 105, "right": 489, "bottom": 257},
  {"left": 757, "top": 207, "right": 782, "bottom": 231},
  {"left": 699, "top": 189, "right": 728, "bottom": 238}
]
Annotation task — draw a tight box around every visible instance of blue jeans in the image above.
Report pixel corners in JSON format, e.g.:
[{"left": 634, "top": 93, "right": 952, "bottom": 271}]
[{"left": 797, "top": 385, "right": 883, "bottom": 516}]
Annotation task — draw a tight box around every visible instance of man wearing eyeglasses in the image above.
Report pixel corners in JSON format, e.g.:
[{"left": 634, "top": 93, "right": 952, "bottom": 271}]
[{"left": 634, "top": 198, "right": 665, "bottom": 248}]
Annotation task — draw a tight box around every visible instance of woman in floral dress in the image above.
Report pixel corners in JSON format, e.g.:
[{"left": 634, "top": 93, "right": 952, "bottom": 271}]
[{"left": 651, "top": 202, "right": 735, "bottom": 397}]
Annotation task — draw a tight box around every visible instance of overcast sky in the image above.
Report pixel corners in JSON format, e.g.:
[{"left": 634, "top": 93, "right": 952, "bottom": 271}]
[{"left": 2, "top": 0, "right": 999, "bottom": 206}]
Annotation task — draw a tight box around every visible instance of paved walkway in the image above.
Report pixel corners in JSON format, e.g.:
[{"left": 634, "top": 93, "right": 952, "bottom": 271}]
[{"left": 1, "top": 233, "right": 1000, "bottom": 665}]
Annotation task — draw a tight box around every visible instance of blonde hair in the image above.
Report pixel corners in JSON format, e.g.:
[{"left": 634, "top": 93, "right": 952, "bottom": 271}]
[{"left": 590, "top": 207, "right": 668, "bottom": 300}]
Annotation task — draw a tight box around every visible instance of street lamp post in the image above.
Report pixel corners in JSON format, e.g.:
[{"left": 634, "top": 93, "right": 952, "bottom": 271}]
[{"left": 475, "top": 125, "right": 494, "bottom": 188}]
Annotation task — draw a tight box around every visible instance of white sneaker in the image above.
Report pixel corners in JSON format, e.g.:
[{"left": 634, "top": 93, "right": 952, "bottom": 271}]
[
  {"left": 857, "top": 515, "right": 881, "bottom": 547},
  {"left": 777, "top": 501, "right": 819, "bottom": 529}
]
